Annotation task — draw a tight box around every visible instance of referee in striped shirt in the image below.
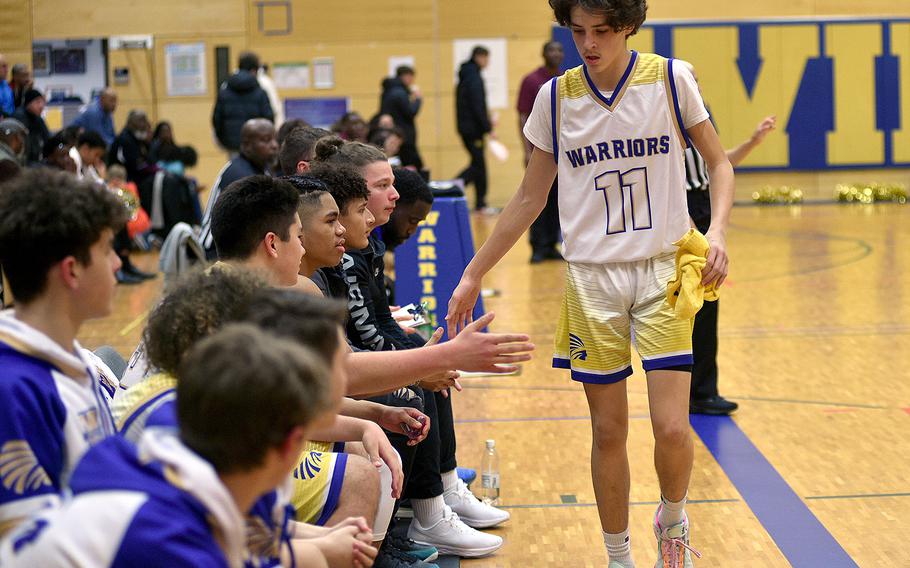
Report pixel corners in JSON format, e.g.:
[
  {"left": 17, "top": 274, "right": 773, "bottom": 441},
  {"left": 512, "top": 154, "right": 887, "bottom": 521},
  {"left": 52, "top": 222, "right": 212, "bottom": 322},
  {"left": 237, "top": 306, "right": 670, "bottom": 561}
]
[{"left": 682, "top": 63, "right": 777, "bottom": 415}]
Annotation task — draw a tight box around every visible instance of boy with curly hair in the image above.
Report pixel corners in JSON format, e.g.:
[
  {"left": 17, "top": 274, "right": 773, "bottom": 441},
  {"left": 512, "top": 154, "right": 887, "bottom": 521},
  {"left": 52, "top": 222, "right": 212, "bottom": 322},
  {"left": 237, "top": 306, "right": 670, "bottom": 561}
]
[{"left": 447, "top": 1, "right": 734, "bottom": 566}]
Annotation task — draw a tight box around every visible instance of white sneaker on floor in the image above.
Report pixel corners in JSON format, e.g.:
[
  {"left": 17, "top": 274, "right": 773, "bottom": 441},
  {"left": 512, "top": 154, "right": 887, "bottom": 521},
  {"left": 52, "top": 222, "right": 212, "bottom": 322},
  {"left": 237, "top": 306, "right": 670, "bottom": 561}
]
[
  {"left": 444, "top": 478, "right": 510, "bottom": 528},
  {"left": 408, "top": 505, "right": 503, "bottom": 558}
]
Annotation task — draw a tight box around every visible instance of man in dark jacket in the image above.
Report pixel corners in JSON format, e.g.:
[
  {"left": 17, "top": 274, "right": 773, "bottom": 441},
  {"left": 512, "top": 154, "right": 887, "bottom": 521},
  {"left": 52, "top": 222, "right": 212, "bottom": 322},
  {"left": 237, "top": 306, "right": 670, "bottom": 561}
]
[
  {"left": 380, "top": 66, "right": 423, "bottom": 170},
  {"left": 211, "top": 52, "right": 274, "bottom": 153},
  {"left": 12, "top": 89, "right": 49, "bottom": 166},
  {"left": 455, "top": 46, "right": 493, "bottom": 212}
]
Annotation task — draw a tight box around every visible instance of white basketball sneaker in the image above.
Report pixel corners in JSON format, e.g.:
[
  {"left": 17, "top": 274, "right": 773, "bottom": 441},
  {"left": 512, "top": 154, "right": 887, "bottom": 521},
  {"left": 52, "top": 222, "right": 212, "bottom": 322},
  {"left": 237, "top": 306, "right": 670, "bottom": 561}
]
[
  {"left": 407, "top": 505, "right": 503, "bottom": 558},
  {"left": 443, "top": 478, "right": 510, "bottom": 528},
  {"left": 653, "top": 508, "right": 701, "bottom": 568}
]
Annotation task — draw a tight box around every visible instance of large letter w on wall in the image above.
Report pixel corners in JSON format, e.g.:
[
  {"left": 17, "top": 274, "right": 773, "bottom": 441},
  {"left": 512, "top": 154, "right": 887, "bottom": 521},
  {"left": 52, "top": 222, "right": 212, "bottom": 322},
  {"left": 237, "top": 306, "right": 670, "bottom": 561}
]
[{"left": 673, "top": 25, "right": 818, "bottom": 168}]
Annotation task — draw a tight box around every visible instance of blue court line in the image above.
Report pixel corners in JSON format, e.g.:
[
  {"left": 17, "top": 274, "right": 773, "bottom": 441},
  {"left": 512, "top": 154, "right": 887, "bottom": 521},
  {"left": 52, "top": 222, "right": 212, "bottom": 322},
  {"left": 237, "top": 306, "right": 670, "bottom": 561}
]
[{"left": 691, "top": 415, "right": 859, "bottom": 568}]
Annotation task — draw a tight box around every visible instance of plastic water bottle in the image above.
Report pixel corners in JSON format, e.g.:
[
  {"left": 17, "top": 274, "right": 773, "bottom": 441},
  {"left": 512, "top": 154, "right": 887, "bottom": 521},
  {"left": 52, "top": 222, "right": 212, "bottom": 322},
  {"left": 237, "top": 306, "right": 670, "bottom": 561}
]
[{"left": 479, "top": 439, "right": 500, "bottom": 505}]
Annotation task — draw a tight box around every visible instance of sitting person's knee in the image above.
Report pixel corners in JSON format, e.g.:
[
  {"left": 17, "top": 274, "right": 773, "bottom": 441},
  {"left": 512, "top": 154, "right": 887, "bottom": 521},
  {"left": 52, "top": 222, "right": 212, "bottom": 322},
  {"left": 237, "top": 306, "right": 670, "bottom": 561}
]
[{"left": 342, "top": 454, "right": 381, "bottom": 509}]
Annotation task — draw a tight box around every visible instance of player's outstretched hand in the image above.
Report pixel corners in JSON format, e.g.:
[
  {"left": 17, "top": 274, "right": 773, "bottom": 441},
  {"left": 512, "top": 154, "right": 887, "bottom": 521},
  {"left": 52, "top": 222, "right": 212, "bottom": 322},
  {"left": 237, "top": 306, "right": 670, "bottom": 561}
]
[
  {"left": 703, "top": 230, "right": 729, "bottom": 288},
  {"left": 449, "top": 312, "right": 535, "bottom": 373},
  {"left": 446, "top": 276, "right": 482, "bottom": 337}
]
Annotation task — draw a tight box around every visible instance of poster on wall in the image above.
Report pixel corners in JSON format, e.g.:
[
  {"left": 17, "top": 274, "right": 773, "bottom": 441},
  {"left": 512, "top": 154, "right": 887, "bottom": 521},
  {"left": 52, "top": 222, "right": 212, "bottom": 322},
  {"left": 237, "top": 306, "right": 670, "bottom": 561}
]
[
  {"left": 32, "top": 45, "right": 52, "bottom": 77},
  {"left": 453, "top": 38, "right": 508, "bottom": 110},
  {"left": 273, "top": 62, "right": 310, "bottom": 89},
  {"left": 52, "top": 49, "right": 86, "bottom": 74},
  {"left": 313, "top": 58, "right": 335, "bottom": 90},
  {"left": 165, "top": 43, "right": 206, "bottom": 96},
  {"left": 285, "top": 97, "right": 349, "bottom": 129}
]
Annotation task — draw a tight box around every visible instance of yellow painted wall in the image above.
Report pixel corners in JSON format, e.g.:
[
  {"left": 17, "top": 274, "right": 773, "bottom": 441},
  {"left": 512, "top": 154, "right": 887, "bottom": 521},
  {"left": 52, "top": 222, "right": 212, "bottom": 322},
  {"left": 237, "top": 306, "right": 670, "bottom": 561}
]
[
  {"left": 0, "top": 0, "right": 32, "bottom": 69},
  {"left": 19, "top": 0, "right": 910, "bottom": 204}
]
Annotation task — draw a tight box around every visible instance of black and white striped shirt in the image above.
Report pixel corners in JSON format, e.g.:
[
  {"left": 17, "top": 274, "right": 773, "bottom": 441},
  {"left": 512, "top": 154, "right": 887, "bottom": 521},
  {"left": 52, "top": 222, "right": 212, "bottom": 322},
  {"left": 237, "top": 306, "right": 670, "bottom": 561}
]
[{"left": 684, "top": 147, "right": 710, "bottom": 191}]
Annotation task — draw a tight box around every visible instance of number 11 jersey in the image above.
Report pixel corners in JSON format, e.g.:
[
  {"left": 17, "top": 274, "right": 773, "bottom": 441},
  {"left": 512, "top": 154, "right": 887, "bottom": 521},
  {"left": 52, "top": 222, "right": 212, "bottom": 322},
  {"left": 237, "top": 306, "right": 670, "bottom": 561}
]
[{"left": 524, "top": 51, "right": 709, "bottom": 264}]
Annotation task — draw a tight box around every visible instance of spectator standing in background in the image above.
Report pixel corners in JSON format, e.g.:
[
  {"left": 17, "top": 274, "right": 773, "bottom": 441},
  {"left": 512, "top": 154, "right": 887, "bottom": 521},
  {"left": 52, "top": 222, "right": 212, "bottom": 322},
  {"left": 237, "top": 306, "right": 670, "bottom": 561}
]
[
  {"left": 9, "top": 63, "right": 32, "bottom": 109},
  {"left": 12, "top": 89, "right": 49, "bottom": 166},
  {"left": 455, "top": 46, "right": 494, "bottom": 213},
  {"left": 212, "top": 51, "right": 274, "bottom": 154},
  {"left": 517, "top": 41, "right": 564, "bottom": 263},
  {"left": 71, "top": 88, "right": 118, "bottom": 146},
  {"left": 0, "top": 55, "right": 13, "bottom": 117},
  {"left": 380, "top": 65, "right": 423, "bottom": 170}
]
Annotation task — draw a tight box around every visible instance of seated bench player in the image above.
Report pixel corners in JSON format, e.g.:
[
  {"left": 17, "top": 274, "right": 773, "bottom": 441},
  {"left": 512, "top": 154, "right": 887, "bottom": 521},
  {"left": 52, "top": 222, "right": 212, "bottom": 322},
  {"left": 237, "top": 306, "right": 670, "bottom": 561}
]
[
  {"left": 0, "top": 169, "right": 126, "bottom": 537},
  {"left": 111, "top": 266, "right": 378, "bottom": 568},
  {"left": 0, "top": 324, "right": 337, "bottom": 567}
]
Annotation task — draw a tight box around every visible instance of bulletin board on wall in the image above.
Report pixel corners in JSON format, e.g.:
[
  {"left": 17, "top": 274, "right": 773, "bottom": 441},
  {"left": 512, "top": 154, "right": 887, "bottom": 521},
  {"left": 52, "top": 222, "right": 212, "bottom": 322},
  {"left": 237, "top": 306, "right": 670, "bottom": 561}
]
[
  {"left": 552, "top": 17, "right": 910, "bottom": 172},
  {"left": 284, "top": 97, "right": 350, "bottom": 129}
]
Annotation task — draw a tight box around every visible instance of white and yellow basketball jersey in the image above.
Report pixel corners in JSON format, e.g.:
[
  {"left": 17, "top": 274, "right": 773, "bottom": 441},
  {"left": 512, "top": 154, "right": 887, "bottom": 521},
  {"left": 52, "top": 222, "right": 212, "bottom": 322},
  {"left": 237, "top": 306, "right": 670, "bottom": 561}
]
[{"left": 524, "top": 51, "right": 709, "bottom": 265}]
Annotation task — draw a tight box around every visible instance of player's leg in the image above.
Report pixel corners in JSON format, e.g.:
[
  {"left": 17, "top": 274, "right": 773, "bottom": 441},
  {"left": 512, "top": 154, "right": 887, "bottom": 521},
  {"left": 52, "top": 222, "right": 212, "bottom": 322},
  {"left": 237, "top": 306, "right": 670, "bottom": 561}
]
[
  {"left": 290, "top": 445, "right": 380, "bottom": 530},
  {"left": 646, "top": 369, "right": 699, "bottom": 567},
  {"left": 331, "top": 442, "right": 396, "bottom": 543},
  {"left": 633, "top": 252, "right": 700, "bottom": 567},
  {"left": 646, "top": 369, "right": 694, "bottom": 502},
  {"left": 583, "top": 380, "right": 631, "bottom": 532},
  {"left": 322, "top": 454, "right": 380, "bottom": 527},
  {"left": 554, "top": 261, "right": 636, "bottom": 566}
]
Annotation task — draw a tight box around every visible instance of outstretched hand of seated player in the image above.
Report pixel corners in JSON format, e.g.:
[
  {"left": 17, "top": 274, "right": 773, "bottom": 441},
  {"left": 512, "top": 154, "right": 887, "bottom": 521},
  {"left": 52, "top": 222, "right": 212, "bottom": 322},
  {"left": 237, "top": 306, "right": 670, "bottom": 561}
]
[
  {"left": 361, "top": 422, "right": 404, "bottom": 499},
  {"left": 448, "top": 312, "right": 535, "bottom": 373}
]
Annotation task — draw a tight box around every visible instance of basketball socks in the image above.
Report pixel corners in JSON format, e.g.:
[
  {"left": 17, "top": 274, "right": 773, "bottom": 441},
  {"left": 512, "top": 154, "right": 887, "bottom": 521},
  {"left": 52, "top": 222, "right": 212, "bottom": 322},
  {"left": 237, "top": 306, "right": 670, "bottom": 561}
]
[
  {"left": 658, "top": 493, "right": 687, "bottom": 527},
  {"left": 441, "top": 469, "right": 459, "bottom": 495},
  {"left": 603, "top": 528, "right": 634, "bottom": 567},
  {"left": 412, "top": 495, "right": 446, "bottom": 527}
]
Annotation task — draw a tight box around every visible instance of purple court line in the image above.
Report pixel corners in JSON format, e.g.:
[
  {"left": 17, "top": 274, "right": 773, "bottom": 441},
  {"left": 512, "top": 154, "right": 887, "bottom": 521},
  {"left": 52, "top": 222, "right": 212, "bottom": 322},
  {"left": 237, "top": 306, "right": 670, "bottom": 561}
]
[{"left": 690, "top": 415, "right": 859, "bottom": 568}]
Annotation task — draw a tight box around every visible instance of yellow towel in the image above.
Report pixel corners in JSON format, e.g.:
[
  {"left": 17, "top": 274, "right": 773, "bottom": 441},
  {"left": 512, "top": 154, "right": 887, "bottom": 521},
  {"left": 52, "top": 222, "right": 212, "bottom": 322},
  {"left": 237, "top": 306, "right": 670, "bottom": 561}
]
[{"left": 666, "top": 229, "right": 718, "bottom": 320}]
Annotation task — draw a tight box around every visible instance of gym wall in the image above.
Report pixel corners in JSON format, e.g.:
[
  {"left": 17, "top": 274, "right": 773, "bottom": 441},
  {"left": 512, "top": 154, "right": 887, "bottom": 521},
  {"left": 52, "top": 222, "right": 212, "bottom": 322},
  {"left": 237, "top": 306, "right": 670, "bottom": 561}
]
[{"left": 3, "top": 0, "right": 909, "bottom": 202}]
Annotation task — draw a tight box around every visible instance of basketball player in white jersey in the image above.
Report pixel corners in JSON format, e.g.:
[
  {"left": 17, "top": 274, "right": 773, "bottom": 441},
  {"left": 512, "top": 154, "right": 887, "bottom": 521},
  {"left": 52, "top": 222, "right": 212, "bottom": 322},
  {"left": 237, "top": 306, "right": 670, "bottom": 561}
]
[{"left": 446, "top": 2, "right": 734, "bottom": 566}]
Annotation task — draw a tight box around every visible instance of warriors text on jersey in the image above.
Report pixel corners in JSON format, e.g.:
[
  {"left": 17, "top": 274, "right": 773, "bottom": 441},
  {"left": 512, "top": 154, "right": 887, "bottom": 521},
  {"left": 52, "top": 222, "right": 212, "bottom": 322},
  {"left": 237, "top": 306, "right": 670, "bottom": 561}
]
[{"left": 523, "top": 51, "right": 709, "bottom": 264}]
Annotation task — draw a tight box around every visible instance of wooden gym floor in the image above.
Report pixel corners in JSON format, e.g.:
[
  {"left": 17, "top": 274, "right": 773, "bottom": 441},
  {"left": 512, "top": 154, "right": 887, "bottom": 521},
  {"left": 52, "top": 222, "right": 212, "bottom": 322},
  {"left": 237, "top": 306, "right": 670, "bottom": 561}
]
[{"left": 79, "top": 202, "right": 909, "bottom": 567}]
